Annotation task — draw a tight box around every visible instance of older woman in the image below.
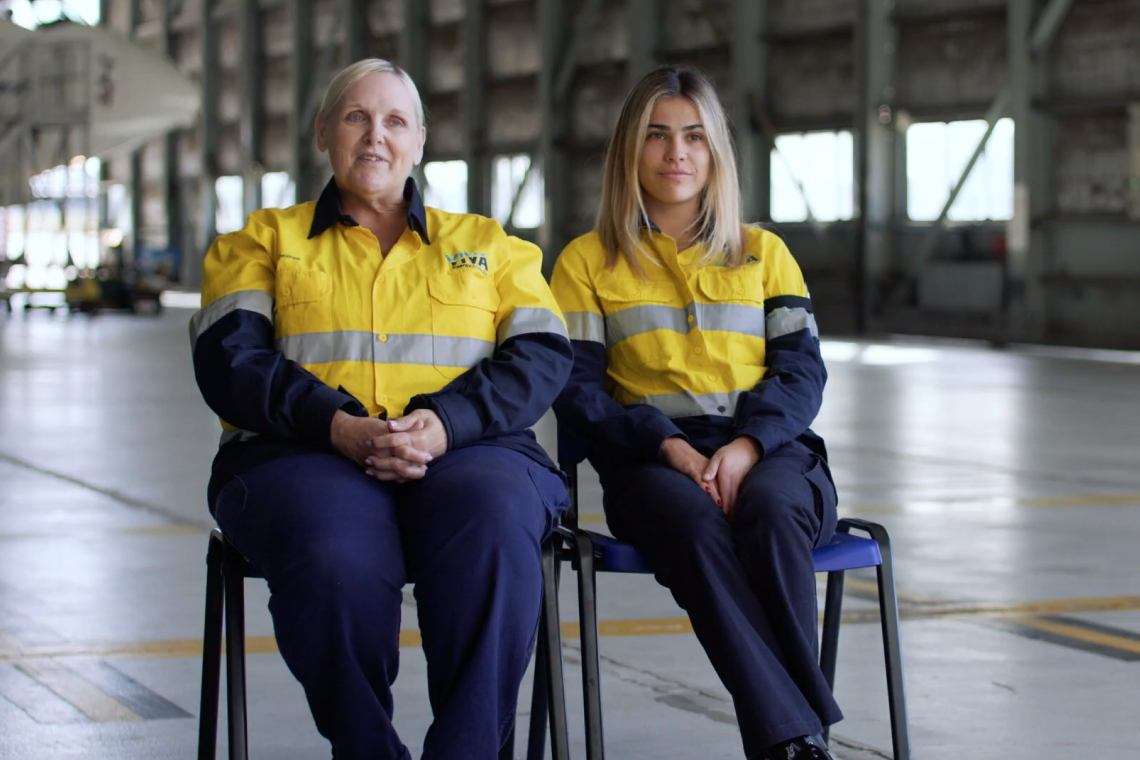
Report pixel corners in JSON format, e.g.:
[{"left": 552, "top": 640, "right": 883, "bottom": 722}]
[
  {"left": 551, "top": 65, "right": 840, "bottom": 760},
  {"left": 189, "top": 59, "right": 572, "bottom": 760}
]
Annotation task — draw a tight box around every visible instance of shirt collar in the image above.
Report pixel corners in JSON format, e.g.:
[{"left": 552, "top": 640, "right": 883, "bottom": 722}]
[
  {"left": 638, "top": 215, "right": 662, "bottom": 234},
  {"left": 308, "top": 176, "right": 431, "bottom": 244}
]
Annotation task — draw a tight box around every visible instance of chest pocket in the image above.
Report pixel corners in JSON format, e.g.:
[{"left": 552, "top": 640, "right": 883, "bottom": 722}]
[
  {"left": 427, "top": 272, "right": 500, "bottom": 377},
  {"left": 595, "top": 277, "right": 678, "bottom": 367},
  {"left": 695, "top": 268, "right": 767, "bottom": 366},
  {"left": 275, "top": 263, "right": 333, "bottom": 337}
]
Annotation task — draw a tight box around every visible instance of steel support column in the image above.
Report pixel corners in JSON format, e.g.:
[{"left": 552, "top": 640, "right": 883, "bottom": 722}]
[
  {"left": 855, "top": 0, "right": 898, "bottom": 329},
  {"left": 343, "top": 0, "right": 369, "bottom": 65},
  {"left": 626, "top": 0, "right": 658, "bottom": 90},
  {"left": 1007, "top": 0, "right": 1055, "bottom": 340},
  {"left": 128, "top": 0, "right": 143, "bottom": 269},
  {"left": 539, "top": 0, "right": 570, "bottom": 274},
  {"left": 463, "top": 0, "right": 489, "bottom": 216},
  {"left": 198, "top": 0, "right": 220, "bottom": 286},
  {"left": 241, "top": 0, "right": 264, "bottom": 215},
  {"left": 162, "top": 0, "right": 184, "bottom": 277},
  {"left": 401, "top": 0, "right": 429, "bottom": 85},
  {"left": 291, "top": 0, "right": 315, "bottom": 203},
  {"left": 730, "top": 0, "right": 769, "bottom": 223}
]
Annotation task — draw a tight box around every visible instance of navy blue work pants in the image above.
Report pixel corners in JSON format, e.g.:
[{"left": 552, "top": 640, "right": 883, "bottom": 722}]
[
  {"left": 598, "top": 440, "right": 842, "bottom": 758},
  {"left": 213, "top": 445, "right": 568, "bottom": 760}
]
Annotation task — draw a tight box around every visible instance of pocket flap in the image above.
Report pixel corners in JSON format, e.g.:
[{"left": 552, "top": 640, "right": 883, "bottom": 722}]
[
  {"left": 276, "top": 263, "right": 331, "bottom": 306},
  {"left": 595, "top": 277, "right": 676, "bottom": 304},
  {"left": 696, "top": 269, "right": 764, "bottom": 304},
  {"left": 428, "top": 272, "right": 501, "bottom": 313}
]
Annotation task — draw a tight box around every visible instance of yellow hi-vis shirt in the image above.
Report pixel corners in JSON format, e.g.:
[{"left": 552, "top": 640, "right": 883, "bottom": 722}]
[
  {"left": 191, "top": 182, "right": 568, "bottom": 438},
  {"left": 550, "top": 225, "right": 819, "bottom": 421}
]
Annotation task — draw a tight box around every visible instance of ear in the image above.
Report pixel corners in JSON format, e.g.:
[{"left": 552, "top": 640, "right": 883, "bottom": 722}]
[
  {"left": 314, "top": 111, "right": 328, "bottom": 153},
  {"left": 413, "top": 124, "right": 426, "bottom": 166}
]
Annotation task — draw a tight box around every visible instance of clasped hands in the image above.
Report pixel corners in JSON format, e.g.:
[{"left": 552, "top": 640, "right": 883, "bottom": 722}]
[
  {"left": 659, "top": 435, "right": 762, "bottom": 520},
  {"left": 330, "top": 408, "right": 449, "bottom": 483}
]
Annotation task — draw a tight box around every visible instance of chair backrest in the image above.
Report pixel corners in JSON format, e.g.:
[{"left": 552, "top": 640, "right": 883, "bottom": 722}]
[{"left": 556, "top": 428, "right": 586, "bottom": 530}]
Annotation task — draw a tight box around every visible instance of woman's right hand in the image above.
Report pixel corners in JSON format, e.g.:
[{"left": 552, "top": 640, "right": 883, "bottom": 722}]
[
  {"left": 659, "top": 437, "right": 721, "bottom": 507},
  {"left": 330, "top": 411, "right": 431, "bottom": 481}
]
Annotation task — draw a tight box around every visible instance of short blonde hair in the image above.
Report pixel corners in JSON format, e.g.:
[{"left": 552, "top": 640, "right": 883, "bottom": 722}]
[
  {"left": 319, "top": 58, "right": 425, "bottom": 127},
  {"left": 597, "top": 65, "right": 745, "bottom": 274}
]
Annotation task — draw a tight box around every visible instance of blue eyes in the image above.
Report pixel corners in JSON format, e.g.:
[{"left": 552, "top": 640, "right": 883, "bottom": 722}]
[{"left": 345, "top": 113, "right": 406, "bottom": 127}]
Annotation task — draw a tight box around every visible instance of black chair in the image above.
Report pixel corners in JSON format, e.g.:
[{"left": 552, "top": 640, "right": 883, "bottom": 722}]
[
  {"left": 525, "top": 453, "right": 911, "bottom": 760},
  {"left": 197, "top": 528, "right": 575, "bottom": 760}
]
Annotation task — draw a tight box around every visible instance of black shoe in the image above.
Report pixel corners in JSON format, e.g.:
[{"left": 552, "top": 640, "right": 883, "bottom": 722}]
[{"left": 765, "top": 734, "right": 835, "bottom": 760}]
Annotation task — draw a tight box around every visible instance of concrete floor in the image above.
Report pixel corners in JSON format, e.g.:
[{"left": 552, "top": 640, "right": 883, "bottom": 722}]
[{"left": 1, "top": 306, "right": 1138, "bottom": 759}]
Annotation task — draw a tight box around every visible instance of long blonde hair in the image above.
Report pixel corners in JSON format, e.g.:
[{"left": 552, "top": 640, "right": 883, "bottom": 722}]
[{"left": 597, "top": 65, "right": 745, "bottom": 274}]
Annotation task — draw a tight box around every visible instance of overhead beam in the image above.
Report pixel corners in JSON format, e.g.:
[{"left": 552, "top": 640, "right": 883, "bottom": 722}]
[
  {"left": 1029, "top": 0, "right": 1075, "bottom": 54},
  {"left": 626, "top": 0, "right": 658, "bottom": 90},
  {"left": 462, "top": 0, "right": 489, "bottom": 216},
  {"left": 730, "top": 0, "right": 769, "bottom": 223}
]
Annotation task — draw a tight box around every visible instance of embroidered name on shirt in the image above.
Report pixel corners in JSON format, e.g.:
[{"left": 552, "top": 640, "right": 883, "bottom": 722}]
[{"left": 446, "top": 252, "right": 489, "bottom": 275}]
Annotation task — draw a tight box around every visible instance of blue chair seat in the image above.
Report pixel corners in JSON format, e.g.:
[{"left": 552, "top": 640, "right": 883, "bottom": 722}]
[{"left": 589, "top": 528, "right": 883, "bottom": 575}]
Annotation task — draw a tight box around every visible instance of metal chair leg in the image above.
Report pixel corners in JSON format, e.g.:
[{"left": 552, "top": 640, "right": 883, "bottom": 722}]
[
  {"left": 223, "top": 542, "right": 250, "bottom": 760},
  {"left": 840, "top": 519, "right": 911, "bottom": 760},
  {"left": 197, "top": 532, "right": 225, "bottom": 760},
  {"left": 526, "top": 632, "right": 550, "bottom": 760},
  {"left": 541, "top": 540, "right": 570, "bottom": 760},
  {"left": 574, "top": 531, "right": 604, "bottom": 760},
  {"left": 818, "top": 569, "right": 845, "bottom": 745}
]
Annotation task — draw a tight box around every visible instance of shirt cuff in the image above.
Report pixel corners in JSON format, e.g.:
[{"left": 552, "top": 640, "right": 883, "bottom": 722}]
[
  {"left": 638, "top": 415, "right": 688, "bottom": 462},
  {"left": 734, "top": 425, "right": 773, "bottom": 459},
  {"left": 408, "top": 392, "right": 484, "bottom": 451},
  {"left": 296, "top": 384, "right": 361, "bottom": 447}
]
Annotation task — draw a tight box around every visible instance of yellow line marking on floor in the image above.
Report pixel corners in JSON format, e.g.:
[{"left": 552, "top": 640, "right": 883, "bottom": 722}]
[
  {"left": 15, "top": 659, "right": 143, "bottom": 722},
  {"left": 2, "top": 594, "right": 1137, "bottom": 663},
  {"left": 1006, "top": 616, "right": 1140, "bottom": 656}
]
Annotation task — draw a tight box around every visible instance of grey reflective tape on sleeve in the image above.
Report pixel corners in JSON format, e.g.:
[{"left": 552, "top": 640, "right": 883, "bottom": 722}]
[
  {"left": 497, "top": 307, "right": 569, "bottom": 344},
  {"left": 189, "top": 290, "right": 274, "bottom": 349},
  {"left": 564, "top": 311, "right": 605, "bottom": 344},
  {"left": 633, "top": 390, "right": 746, "bottom": 419},
  {"left": 766, "top": 307, "right": 819, "bottom": 341}
]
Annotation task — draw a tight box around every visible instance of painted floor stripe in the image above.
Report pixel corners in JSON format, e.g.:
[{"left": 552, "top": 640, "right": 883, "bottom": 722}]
[
  {"left": 0, "top": 663, "right": 87, "bottom": 724},
  {"left": 994, "top": 616, "right": 1140, "bottom": 661},
  {"left": 67, "top": 660, "right": 191, "bottom": 720},
  {"left": 15, "top": 659, "right": 143, "bottom": 722}
]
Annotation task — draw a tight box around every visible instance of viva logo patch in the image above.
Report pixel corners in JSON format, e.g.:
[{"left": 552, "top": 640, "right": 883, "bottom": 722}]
[{"left": 446, "top": 251, "right": 489, "bottom": 275}]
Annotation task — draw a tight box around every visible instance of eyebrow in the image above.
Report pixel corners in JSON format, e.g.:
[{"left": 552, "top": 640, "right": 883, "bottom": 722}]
[{"left": 648, "top": 123, "right": 705, "bottom": 131}]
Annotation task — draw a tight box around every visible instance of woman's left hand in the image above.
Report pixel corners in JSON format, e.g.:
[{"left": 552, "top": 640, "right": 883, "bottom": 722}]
[
  {"left": 701, "top": 437, "right": 762, "bottom": 520},
  {"left": 363, "top": 409, "right": 449, "bottom": 482}
]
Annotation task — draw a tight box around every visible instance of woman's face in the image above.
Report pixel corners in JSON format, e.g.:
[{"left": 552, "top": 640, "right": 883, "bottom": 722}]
[
  {"left": 316, "top": 72, "right": 426, "bottom": 202},
  {"left": 637, "top": 95, "right": 711, "bottom": 215}
]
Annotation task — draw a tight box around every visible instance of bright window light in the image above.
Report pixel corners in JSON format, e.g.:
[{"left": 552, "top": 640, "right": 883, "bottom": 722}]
[
  {"left": 423, "top": 161, "right": 468, "bottom": 214},
  {"left": 492, "top": 155, "right": 544, "bottom": 229},
  {"left": 215, "top": 176, "right": 246, "bottom": 234},
  {"left": 261, "top": 172, "right": 295, "bottom": 209},
  {"left": 770, "top": 131, "right": 854, "bottom": 223},
  {"left": 907, "top": 118, "right": 1014, "bottom": 222}
]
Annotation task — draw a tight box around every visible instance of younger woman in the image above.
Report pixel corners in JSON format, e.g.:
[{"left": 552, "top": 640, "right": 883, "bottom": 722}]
[{"left": 551, "top": 65, "right": 840, "bottom": 760}]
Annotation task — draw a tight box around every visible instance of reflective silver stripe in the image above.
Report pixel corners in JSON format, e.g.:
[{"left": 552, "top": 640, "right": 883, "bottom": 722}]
[
  {"left": 497, "top": 307, "right": 569, "bottom": 343},
  {"left": 278, "top": 331, "right": 375, "bottom": 364},
  {"left": 605, "top": 304, "right": 689, "bottom": 347},
  {"left": 220, "top": 429, "right": 259, "bottom": 446},
  {"left": 426, "top": 335, "right": 496, "bottom": 367},
  {"left": 605, "top": 302, "right": 766, "bottom": 347},
  {"left": 694, "top": 302, "right": 766, "bottom": 339},
  {"left": 277, "top": 331, "right": 495, "bottom": 368},
  {"left": 189, "top": 290, "right": 274, "bottom": 348},
  {"left": 766, "top": 307, "right": 819, "bottom": 340},
  {"left": 634, "top": 390, "right": 747, "bottom": 419},
  {"left": 564, "top": 311, "right": 605, "bottom": 344}
]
